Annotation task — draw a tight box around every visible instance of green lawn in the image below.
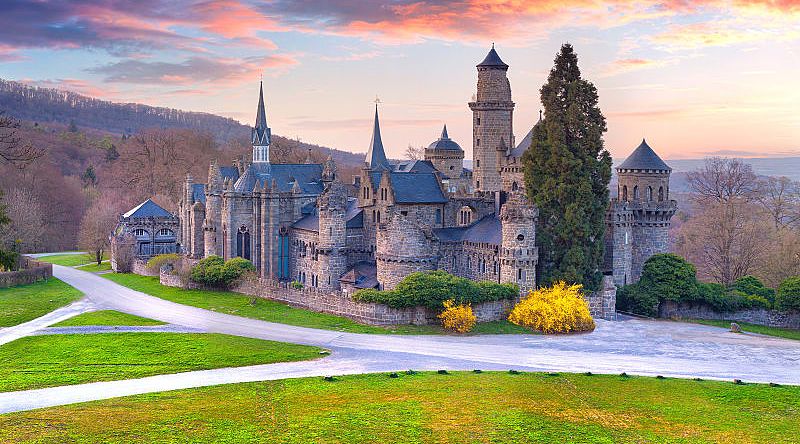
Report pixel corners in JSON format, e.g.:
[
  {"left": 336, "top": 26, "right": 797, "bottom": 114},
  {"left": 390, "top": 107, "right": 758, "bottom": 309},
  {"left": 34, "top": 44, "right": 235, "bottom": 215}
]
[
  {"left": 0, "top": 332, "right": 321, "bottom": 392},
  {"left": 689, "top": 319, "right": 800, "bottom": 341},
  {"left": 76, "top": 261, "right": 112, "bottom": 272},
  {"left": 0, "top": 278, "right": 83, "bottom": 327},
  {"left": 103, "top": 273, "right": 530, "bottom": 335},
  {"left": 1, "top": 372, "right": 797, "bottom": 443},
  {"left": 50, "top": 310, "right": 165, "bottom": 327},
  {"left": 37, "top": 253, "right": 105, "bottom": 267}
]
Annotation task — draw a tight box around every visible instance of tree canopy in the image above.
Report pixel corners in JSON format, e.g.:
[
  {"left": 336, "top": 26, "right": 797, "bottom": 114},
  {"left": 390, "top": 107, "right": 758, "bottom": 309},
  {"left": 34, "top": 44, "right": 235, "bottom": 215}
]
[{"left": 521, "top": 43, "right": 612, "bottom": 291}]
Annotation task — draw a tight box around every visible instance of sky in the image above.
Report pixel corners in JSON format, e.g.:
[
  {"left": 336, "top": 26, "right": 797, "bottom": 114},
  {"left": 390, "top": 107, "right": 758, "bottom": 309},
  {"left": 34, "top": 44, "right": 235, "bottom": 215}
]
[{"left": 0, "top": 1, "right": 798, "bottom": 162}]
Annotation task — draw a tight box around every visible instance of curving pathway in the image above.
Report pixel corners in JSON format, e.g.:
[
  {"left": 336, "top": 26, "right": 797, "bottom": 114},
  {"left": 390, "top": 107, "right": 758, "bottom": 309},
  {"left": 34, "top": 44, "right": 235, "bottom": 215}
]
[{"left": 1, "top": 264, "right": 799, "bottom": 414}]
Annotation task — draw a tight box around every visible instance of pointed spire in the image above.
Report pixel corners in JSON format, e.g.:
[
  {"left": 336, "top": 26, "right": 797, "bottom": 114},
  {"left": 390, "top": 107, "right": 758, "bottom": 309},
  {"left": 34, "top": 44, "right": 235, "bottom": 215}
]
[
  {"left": 477, "top": 45, "right": 508, "bottom": 69},
  {"left": 252, "top": 81, "right": 272, "bottom": 162},
  {"left": 255, "top": 80, "right": 267, "bottom": 131},
  {"left": 440, "top": 124, "right": 449, "bottom": 140},
  {"left": 365, "top": 104, "right": 390, "bottom": 169},
  {"left": 304, "top": 148, "right": 313, "bottom": 164}
]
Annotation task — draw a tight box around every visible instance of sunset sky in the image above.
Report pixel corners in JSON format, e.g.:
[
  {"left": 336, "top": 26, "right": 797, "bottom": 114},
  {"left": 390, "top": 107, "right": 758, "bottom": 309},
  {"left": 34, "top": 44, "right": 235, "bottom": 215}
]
[{"left": 0, "top": 1, "right": 798, "bottom": 161}]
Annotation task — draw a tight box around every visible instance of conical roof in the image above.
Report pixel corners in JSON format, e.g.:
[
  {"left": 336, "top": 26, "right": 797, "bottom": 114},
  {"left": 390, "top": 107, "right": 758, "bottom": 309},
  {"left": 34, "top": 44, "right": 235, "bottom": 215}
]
[
  {"left": 477, "top": 45, "right": 508, "bottom": 69},
  {"left": 618, "top": 139, "right": 671, "bottom": 171},
  {"left": 427, "top": 124, "right": 462, "bottom": 151},
  {"left": 365, "top": 105, "right": 390, "bottom": 169}
]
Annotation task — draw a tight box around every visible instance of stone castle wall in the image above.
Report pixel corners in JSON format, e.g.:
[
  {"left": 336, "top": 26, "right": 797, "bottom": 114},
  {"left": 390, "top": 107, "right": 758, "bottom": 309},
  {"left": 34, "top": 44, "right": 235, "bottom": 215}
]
[
  {"left": 585, "top": 276, "right": 617, "bottom": 321},
  {"left": 0, "top": 256, "right": 52, "bottom": 288},
  {"left": 659, "top": 300, "right": 800, "bottom": 329},
  {"left": 631, "top": 220, "right": 670, "bottom": 281}
]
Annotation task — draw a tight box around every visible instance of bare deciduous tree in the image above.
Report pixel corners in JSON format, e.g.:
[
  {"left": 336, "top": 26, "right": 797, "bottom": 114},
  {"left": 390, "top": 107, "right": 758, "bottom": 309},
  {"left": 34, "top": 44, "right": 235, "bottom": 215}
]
[
  {"left": 753, "top": 176, "right": 800, "bottom": 229},
  {"left": 405, "top": 144, "right": 424, "bottom": 160},
  {"left": 0, "top": 112, "right": 43, "bottom": 168},
  {"left": 0, "top": 187, "right": 46, "bottom": 253},
  {"left": 685, "top": 157, "right": 757, "bottom": 203},
  {"left": 79, "top": 193, "right": 127, "bottom": 264}
]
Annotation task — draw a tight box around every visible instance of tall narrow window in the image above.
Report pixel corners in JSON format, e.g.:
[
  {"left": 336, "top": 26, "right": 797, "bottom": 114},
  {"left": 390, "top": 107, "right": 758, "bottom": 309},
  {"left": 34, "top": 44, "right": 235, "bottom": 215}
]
[
  {"left": 633, "top": 185, "right": 639, "bottom": 201},
  {"left": 647, "top": 186, "right": 653, "bottom": 201},
  {"left": 622, "top": 185, "right": 628, "bottom": 201},
  {"left": 658, "top": 186, "right": 664, "bottom": 202},
  {"left": 236, "top": 226, "right": 251, "bottom": 260},
  {"left": 435, "top": 209, "right": 442, "bottom": 224}
]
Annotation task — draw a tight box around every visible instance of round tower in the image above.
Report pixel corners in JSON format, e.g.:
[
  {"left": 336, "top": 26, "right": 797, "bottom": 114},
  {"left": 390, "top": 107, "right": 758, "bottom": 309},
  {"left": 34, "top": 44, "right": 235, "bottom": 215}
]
[
  {"left": 317, "top": 182, "right": 348, "bottom": 291},
  {"left": 204, "top": 160, "right": 223, "bottom": 257},
  {"left": 424, "top": 124, "right": 464, "bottom": 179},
  {"left": 469, "top": 45, "right": 514, "bottom": 192},
  {"left": 376, "top": 212, "right": 438, "bottom": 290},
  {"left": 500, "top": 195, "right": 538, "bottom": 295}
]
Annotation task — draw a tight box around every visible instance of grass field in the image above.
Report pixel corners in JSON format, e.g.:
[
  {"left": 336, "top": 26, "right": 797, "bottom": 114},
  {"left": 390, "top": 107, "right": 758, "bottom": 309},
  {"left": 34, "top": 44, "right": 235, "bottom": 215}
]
[
  {"left": 0, "top": 332, "right": 321, "bottom": 392},
  {"left": 103, "top": 273, "right": 530, "bottom": 335},
  {"left": 37, "top": 253, "right": 105, "bottom": 267},
  {"left": 50, "top": 310, "right": 165, "bottom": 327},
  {"left": 0, "top": 278, "right": 83, "bottom": 327},
  {"left": 76, "top": 262, "right": 112, "bottom": 272},
  {"left": 1, "top": 371, "right": 797, "bottom": 443},
  {"left": 689, "top": 319, "right": 800, "bottom": 341}
]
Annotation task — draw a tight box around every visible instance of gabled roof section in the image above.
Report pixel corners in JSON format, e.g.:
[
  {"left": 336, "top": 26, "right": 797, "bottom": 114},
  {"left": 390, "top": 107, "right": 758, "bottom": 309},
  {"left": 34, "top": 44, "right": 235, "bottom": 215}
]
[
  {"left": 219, "top": 166, "right": 240, "bottom": 182},
  {"left": 123, "top": 199, "right": 174, "bottom": 219},
  {"left": 434, "top": 214, "right": 501, "bottom": 244},
  {"left": 394, "top": 159, "right": 437, "bottom": 173},
  {"left": 291, "top": 197, "right": 364, "bottom": 232},
  {"left": 252, "top": 81, "right": 271, "bottom": 146},
  {"left": 389, "top": 172, "right": 447, "bottom": 204},
  {"left": 232, "top": 163, "right": 324, "bottom": 194},
  {"left": 365, "top": 105, "right": 390, "bottom": 170},
  {"left": 477, "top": 45, "right": 509, "bottom": 69},
  {"left": 618, "top": 139, "right": 671, "bottom": 172}
]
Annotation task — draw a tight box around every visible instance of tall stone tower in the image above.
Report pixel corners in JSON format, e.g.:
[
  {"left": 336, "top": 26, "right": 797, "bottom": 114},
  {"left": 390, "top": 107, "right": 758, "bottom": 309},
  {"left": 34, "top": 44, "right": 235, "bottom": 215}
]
[
  {"left": 252, "top": 81, "right": 271, "bottom": 163},
  {"left": 317, "top": 182, "right": 348, "bottom": 291},
  {"left": 609, "top": 139, "right": 677, "bottom": 284},
  {"left": 469, "top": 45, "right": 514, "bottom": 192},
  {"left": 203, "top": 160, "right": 223, "bottom": 257},
  {"left": 500, "top": 195, "right": 538, "bottom": 294}
]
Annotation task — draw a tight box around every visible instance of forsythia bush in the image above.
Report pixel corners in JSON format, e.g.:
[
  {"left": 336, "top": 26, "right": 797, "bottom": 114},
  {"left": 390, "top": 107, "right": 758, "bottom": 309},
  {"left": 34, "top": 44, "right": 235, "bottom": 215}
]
[
  {"left": 508, "top": 282, "right": 595, "bottom": 334},
  {"left": 438, "top": 299, "right": 476, "bottom": 333}
]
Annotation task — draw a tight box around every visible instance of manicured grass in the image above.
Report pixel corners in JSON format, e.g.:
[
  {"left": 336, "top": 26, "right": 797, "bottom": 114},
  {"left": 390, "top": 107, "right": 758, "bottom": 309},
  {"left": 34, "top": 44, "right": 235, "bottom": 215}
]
[
  {"left": 76, "top": 261, "right": 112, "bottom": 272},
  {"left": 2, "top": 371, "right": 798, "bottom": 443},
  {"left": 103, "top": 273, "right": 530, "bottom": 335},
  {"left": 0, "top": 332, "right": 321, "bottom": 392},
  {"left": 50, "top": 310, "right": 165, "bottom": 327},
  {"left": 689, "top": 319, "right": 800, "bottom": 341},
  {"left": 37, "top": 253, "right": 105, "bottom": 267},
  {"left": 0, "top": 278, "right": 83, "bottom": 327}
]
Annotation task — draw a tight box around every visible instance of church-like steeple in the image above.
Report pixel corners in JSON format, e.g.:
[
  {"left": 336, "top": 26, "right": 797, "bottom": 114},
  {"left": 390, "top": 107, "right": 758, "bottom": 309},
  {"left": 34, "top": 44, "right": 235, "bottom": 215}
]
[
  {"left": 365, "top": 105, "right": 390, "bottom": 169},
  {"left": 252, "top": 81, "right": 271, "bottom": 163}
]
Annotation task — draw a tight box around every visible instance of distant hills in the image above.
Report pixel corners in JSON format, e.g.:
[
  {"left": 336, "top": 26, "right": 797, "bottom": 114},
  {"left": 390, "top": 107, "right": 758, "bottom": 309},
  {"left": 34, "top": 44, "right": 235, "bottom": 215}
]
[{"left": 665, "top": 157, "right": 800, "bottom": 181}]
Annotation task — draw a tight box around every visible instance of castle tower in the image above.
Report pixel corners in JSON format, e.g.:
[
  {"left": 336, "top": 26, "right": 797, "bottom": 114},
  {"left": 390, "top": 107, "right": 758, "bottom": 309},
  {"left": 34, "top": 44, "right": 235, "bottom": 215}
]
[
  {"left": 376, "top": 212, "right": 438, "bottom": 290},
  {"left": 469, "top": 45, "right": 514, "bottom": 192},
  {"left": 613, "top": 139, "right": 677, "bottom": 282},
  {"left": 500, "top": 195, "right": 538, "bottom": 294},
  {"left": 317, "top": 182, "right": 349, "bottom": 291},
  {"left": 424, "top": 125, "right": 464, "bottom": 179},
  {"left": 252, "top": 81, "right": 271, "bottom": 163},
  {"left": 203, "top": 161, "right": 223, "bottom": 257}
]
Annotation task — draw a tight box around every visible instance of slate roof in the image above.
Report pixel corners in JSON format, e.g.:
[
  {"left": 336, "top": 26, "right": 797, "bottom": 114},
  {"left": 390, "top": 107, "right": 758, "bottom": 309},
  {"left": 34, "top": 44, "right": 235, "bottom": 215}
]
[
  {"left": 365, "top": 105, "right": 391, "bottom": 170},
  {"left": 339, "top": 261, "right": 378, "bottom": 289},
  {"left": 191, "top": 183, "right": 206, "bottom": 204},
  {"left": 219, "top": 166, "right": 240, "bottom": 182},
  {"left": 434, "top": 214, "right": 501, "bottom": 244},
  {"left": 389, "top": 172, "right": 447, "bottom": 204},
  {"left": 508, "top": 112, "right": 542, "bottom": 159},
  {"left": 477, "top": 46, "right": 508, "bottom": 69},
  {"left": 291, "top": 198, "right": 364, "bottom": 232},
  {"left": 618, "top": 139, "right": 671, "bottom": 172},
  {"left": 233, "top": 163, "right": 324, "bottom": 194},
  {"left": 427, "top": 125, "right": 463, "bottom": 151},
  {"left": 394, "top": 159, "right": 437, "bottom": 173},
  {"left": 122, "top": 199, "right": 175, "bottom": 219}
]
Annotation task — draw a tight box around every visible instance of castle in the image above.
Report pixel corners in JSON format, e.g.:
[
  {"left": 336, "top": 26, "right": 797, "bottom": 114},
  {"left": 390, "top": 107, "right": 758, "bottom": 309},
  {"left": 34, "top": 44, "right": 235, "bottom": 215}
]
[{"left": 166, "top": 46, "right": 675, "bottom": 294}]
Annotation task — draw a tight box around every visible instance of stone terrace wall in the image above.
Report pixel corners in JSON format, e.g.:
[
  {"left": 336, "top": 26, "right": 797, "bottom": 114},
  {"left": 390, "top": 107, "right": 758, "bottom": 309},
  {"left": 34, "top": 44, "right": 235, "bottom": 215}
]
[
  {"left": 0, "top": 256, "right": 53, "bottom": 288},
  {"left": 585, "top": 276, "right": 617, "bottom": 321},
  {"left": 231, "top": 278, "right": 514, "bottom": 326},
  {"left": 131, "top": 259, "right": 159, "bottom": 277},
  {"left": 659, "top": 300, "right": 800, "bottom": 329}
]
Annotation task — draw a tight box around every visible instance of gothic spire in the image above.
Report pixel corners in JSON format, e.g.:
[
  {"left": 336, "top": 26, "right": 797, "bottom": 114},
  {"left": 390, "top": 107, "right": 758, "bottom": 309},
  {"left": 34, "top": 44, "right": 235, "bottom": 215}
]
[
  {"left": 365, "top": 104, "right": 390, "bottom": 169},
  {"left": 252, "top": 81, "right": 272, "bottom": 162},
  {"left": 255, "top": 80, "right": 267, "bottom": 131}
]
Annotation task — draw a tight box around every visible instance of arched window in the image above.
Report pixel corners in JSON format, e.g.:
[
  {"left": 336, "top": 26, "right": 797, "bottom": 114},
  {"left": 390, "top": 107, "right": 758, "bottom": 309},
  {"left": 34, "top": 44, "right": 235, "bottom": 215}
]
[
  {"left": 376, "top": 211, "right": 381, "bottom": 224},
  {"left": 236, "top": 226, "right": 251, "bottom": 260},
  {"left": 622, "top": 185, "right": 628, "bottom": 201},
  {"left": 133, "top": 229, "right": 149, "bottom": 238},
  {"left": 459, "top": 206, "right": 473, "bottom": 226},
  {"left": 647, "top": 186, "right": 653, "bottom": 201},
  {"left": 633, "top": 185, "right": 639, "bottom": 200},
  {"left": 157, "top": 228, "right": 174, "bottom": 237},
  {"left": 511, "top": 182, "right": 518, "bottom": 192},
  {"left": 658, "top": 186, "right": 664, "bottom": 202}
]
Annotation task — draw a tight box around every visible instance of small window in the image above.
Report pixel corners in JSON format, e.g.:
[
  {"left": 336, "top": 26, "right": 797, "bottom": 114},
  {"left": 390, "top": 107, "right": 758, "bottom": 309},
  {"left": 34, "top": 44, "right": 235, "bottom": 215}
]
[
  {"left": 517, "top": 234, "right": 524, "bottom": 241},
  {"left": 476, "top": 160, "right": 480, "bottom": 168},
  {"left": 449, "top": 165, "right": 454, "bottom": 170},
  {"left": 476, "top": 138, "right": 480, "bottom": 147},
  {"left": 435, "top": 209, "right": 442, "bottom": 224},
  {"left": 134, "top": 229, "right": 148, "bottom": 237},
  {"left": 158, "top": 228, "right": 174, "bottom": 237},
  {"left": 400, "top": 210, "right": 408, "bottom": 216},
  {"left": 477, "top": 117, "right": 481, "bottom": 126}
]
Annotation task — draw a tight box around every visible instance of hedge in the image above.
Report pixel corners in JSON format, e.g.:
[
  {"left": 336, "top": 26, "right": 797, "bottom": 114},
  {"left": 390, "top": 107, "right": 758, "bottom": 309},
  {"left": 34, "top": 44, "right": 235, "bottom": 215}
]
[
  {"left": 353, "top": 270, "right": 518, "bottom": 310},
  {"left": 776, "top": 277, "right": 800, "bottom": 312},
  {"left": 189, "top": 256, "right": 255, "bottom": 287}
]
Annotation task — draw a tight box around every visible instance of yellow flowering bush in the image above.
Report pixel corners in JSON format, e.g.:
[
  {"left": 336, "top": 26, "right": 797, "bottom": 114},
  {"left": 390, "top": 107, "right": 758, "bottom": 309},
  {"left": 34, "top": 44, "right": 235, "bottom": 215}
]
[
  {"left": 438, "top": 299, "right": 477, "bottom": 333},
  {"left": 508, "top": 281, "right": 595, "bottom": 334}
]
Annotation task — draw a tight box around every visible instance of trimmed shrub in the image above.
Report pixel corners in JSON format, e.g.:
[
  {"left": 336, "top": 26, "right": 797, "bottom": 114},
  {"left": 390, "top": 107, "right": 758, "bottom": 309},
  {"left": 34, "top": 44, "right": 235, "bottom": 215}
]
[
  {"left": 776, "top": 277, "right": 800, "bottom": 312},
  {"left": 438, "top": 299, "right": 476, "bottom": 333},
  {"left": 731, "top": 275, "right": 776, "bottom": 303},
  {"left": 638, "top": 254, "right": 698, "bottom": 303},
  {"left": 190, "top": 256, "right": 254, "bottom": 287},
  {"left": 221, "top": 257, "right": 256, "bottom": 283},
  {"left": 0, "top": 249, "right": 19, "bottom": 272},
  {"left": 146, "top": 253, "right": 181, "bottom": 272},
  {"left": 353, "top": 270, "right": 518, "bottom": 310},
  {"left": 615, "top": 283, "right": 658, "bottom": 317},
  {"left": 508, "top": 281, "right": 595, "bottom": 334}
]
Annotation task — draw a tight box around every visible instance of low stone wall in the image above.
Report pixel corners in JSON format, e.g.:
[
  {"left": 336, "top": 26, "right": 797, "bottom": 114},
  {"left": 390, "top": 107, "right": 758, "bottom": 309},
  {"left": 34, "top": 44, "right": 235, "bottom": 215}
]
[
  {"left": 0, "top": 256, "right": 53, "bottom": 288},
  {"left": 659, "top": 300, "right": 800, "bottom": 329},
  {"left": 230, "top": 279, "right": 515, "bottom": 326},
  {"left": 131, "top": 259, "right": 159, "bottom": 277},
  {"left": 585, "top": 276, "right": 617, "bottom": 321}
]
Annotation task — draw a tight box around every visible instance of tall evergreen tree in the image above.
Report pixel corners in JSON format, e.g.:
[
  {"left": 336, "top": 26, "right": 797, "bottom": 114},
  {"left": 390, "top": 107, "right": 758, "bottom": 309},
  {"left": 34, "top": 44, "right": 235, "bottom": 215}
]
[{"left": 521, "top": 44, "right": 612, "bottom": 291}]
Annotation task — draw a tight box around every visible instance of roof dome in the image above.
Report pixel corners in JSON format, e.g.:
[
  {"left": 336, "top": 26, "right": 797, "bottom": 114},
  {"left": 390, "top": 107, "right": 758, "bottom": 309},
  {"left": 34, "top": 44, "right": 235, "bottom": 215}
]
[
  {"left": 618, "top": 139, "right": 671, "bottom": 172},
  {"left": 427, "top": 125, "right": 462, "bottom": 151}
]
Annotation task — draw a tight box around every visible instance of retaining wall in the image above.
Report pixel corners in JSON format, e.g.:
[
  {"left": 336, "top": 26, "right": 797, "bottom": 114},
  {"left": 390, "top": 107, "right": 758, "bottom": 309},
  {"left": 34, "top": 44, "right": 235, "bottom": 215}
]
[
  {"left": 659, "top": 300, "right": 800, "bottom": 329},
  {"left": 0, "top": 256, "right": 53, "bottom": 288}
]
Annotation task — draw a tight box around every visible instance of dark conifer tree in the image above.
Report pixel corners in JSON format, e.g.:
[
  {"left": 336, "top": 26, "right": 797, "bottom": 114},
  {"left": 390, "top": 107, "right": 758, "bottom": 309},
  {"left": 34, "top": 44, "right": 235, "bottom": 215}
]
[{"left": 521, "top": 44, "right": 612, "bottom": 290}]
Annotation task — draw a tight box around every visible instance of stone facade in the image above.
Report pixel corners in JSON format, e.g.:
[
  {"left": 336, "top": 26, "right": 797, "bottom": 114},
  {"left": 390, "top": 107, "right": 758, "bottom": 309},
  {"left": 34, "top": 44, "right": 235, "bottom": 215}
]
[
  {"left": 111, "top": 200, "right": 180, "bottom": 272},
  {"left": 659, "top": 300, "right": 800, "bottom": 329},
  {"left": 585, "top": 276, "right": 617, "bottom": 321}
]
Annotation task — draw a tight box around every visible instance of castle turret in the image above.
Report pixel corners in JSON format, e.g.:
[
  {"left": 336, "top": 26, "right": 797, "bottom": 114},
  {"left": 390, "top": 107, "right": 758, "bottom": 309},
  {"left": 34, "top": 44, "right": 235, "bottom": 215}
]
[
  {"left": 425, "top": 125, "right": 464, "bottom": 179},
  {"left": 500, "top": 195, "right": 538, "bottom": 294},
  {"left": 204, "top": 160, "right": 223, "bottom": 257},
  {"left": 317, "top": 182, "right": 348, "bottom": 290},
  {"left": 469, "top": 45, "right": 514, "bottom": 192},
  {"left": 609, "top": 139, "right": 677, "bottom": 283},
  {"left": 252, "top": 81, "right": 271, "bottom": 163}
]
